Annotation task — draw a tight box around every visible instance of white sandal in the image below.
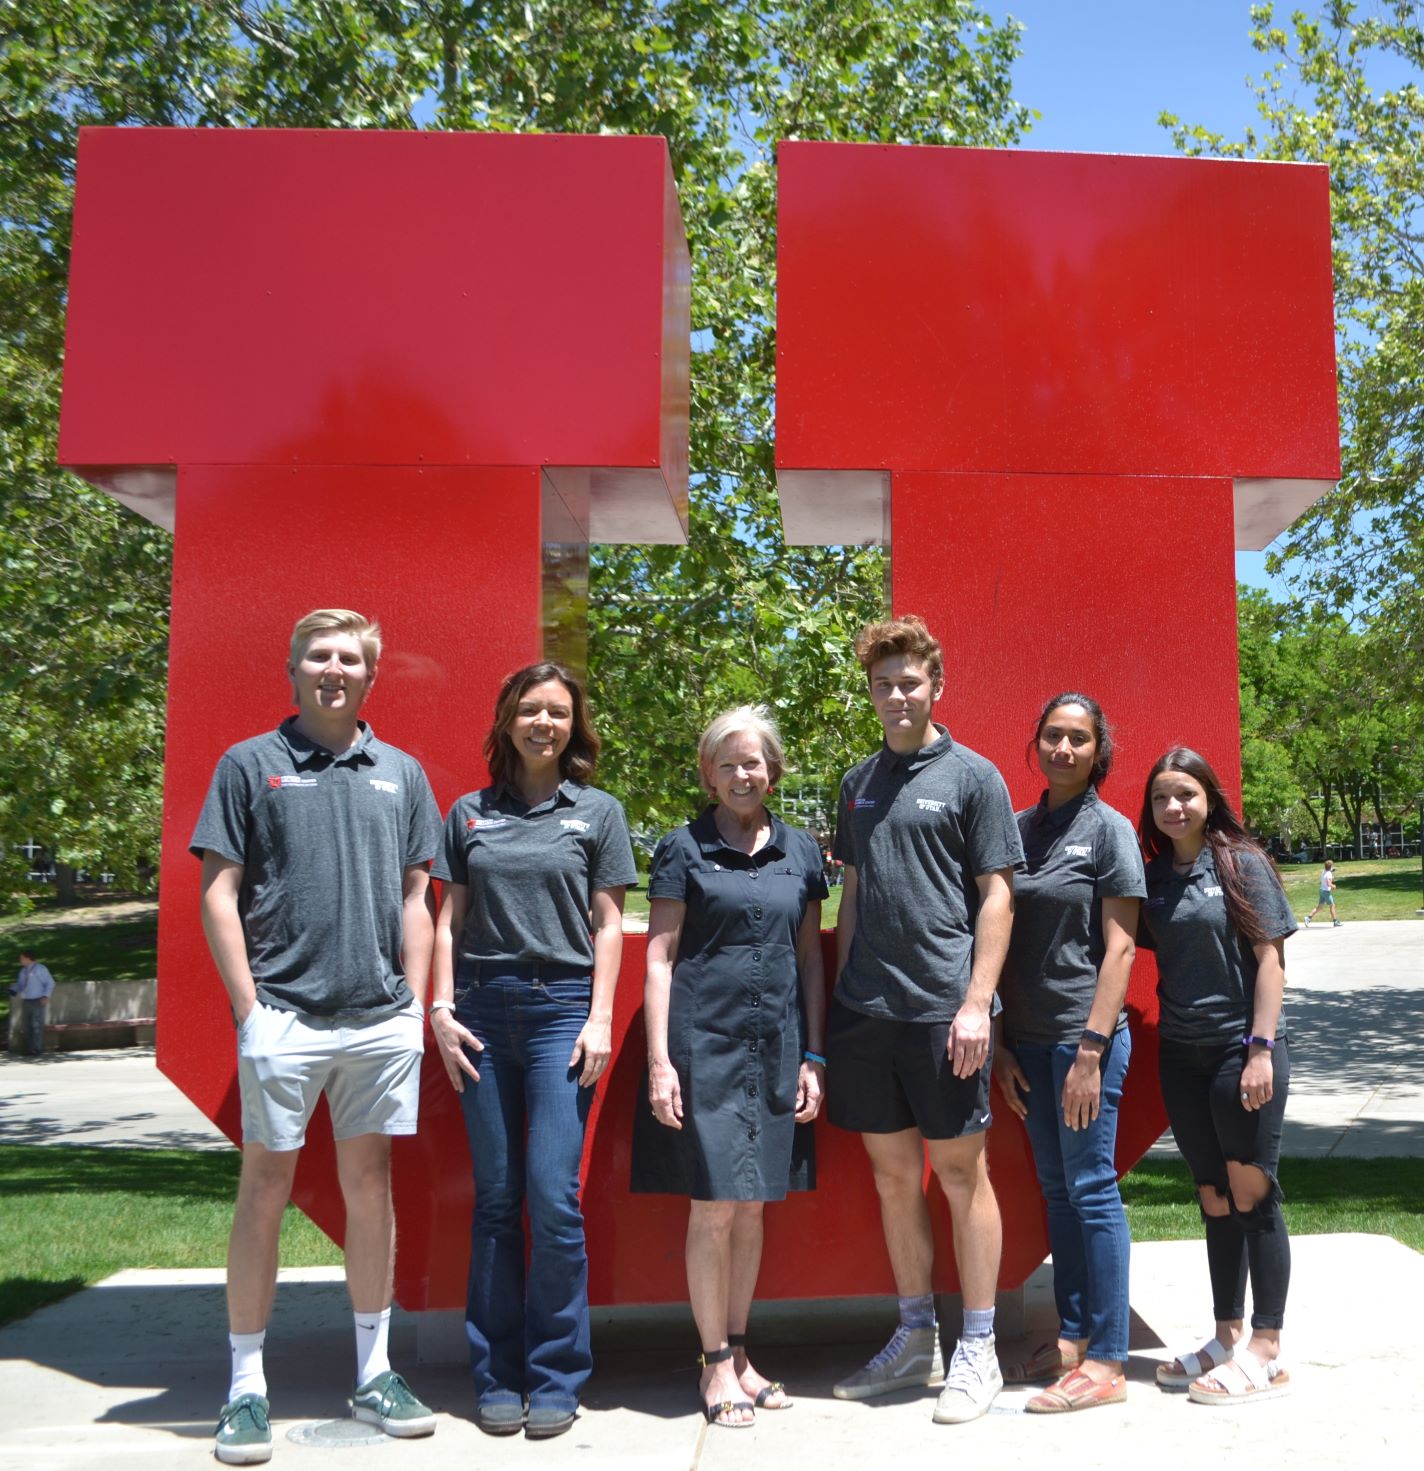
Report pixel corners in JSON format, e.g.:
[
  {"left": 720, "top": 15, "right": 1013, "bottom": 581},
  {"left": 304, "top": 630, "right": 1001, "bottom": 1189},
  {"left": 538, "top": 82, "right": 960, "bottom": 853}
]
[
  {"left": 1156, "top": 1337, "right": 1233, "bottom": 1389},
  {"left": 1187, "top": 1350, "right": 1291, "bottom": 1406}
]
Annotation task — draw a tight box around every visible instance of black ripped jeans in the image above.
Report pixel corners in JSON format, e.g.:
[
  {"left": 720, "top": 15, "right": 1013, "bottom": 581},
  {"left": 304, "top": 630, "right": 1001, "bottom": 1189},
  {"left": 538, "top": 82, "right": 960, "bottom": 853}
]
[{"left": 1159, "top": 1035, "right": 1292, "bottom": 1331}]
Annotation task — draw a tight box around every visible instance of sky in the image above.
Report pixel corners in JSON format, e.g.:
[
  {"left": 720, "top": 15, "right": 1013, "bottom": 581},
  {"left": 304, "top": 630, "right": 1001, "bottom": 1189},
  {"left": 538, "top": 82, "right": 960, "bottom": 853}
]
[{"left": 982, "top": 0, "right": 1296, "bottom": 596}]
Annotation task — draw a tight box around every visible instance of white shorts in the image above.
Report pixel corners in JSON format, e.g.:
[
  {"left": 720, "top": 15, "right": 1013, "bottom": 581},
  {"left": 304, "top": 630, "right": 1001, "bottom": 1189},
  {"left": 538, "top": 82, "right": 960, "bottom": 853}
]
[{"left": 237, "top": 999, "right": 424, "bottom": 1151}]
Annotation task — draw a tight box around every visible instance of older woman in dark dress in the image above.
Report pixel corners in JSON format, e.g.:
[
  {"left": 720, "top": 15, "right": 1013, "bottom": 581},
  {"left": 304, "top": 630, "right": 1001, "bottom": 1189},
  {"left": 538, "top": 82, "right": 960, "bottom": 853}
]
[{"left": 632, "top": 706, "right": 827, "bottom": 1428}]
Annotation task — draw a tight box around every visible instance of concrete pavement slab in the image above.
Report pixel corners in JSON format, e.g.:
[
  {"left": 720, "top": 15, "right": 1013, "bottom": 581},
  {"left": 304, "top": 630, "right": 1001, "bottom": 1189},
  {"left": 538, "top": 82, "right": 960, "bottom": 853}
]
[{"left": 1, "top": 1235, "right": 1421, "bottom": 1471}]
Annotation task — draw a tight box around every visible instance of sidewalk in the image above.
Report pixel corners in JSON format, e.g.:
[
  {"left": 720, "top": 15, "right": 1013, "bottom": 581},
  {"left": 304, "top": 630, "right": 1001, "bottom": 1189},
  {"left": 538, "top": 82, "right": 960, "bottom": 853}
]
[{"left": 0, "top": 920, "right": 1419, "bottom": 1469}]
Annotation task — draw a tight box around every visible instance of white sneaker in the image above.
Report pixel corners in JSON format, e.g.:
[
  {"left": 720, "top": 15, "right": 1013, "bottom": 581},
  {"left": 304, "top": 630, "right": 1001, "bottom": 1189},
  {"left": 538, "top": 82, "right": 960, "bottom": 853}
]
[
  {"left": 833, "top": 1325, "right": 944, "bottom": 1400},
  {"left": 932, "top": 1335, "right": 1002, "bottom": 1423}
]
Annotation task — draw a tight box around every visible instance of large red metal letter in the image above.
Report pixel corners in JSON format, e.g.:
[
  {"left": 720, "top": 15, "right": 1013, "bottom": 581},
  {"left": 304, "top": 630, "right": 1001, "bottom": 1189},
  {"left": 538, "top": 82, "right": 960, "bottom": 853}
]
[
  {"left": 775, "top": 143, "right": 1339, "bottom": 1291},
  {"left": 60, "top": 128, "right": 688, "bottom": 1309}
]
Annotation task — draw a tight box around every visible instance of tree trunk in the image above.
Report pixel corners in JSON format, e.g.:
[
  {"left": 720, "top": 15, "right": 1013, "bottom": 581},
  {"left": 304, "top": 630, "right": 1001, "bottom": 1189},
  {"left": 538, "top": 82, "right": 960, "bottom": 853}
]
[{"left": 54, "top": 862, "right": 78, "bottom": 906}]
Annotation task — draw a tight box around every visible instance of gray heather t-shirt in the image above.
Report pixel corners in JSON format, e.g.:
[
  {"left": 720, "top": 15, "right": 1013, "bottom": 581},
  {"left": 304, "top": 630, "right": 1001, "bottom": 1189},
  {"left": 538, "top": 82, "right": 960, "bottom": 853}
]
[
  {"left": 190, "top": 719, "right": 441, "bottom": 1019},
  {"left": 433, "top": 780, "right": 637, "bottom": 969},
  {"left": 1000, "top": 788, "right": 1146, "bottom": 1046},
  {"left": 1139, "top": 844, "right": 1296, "bottom": 1043},
  {"left": 832, "top": 727, "right": 1024, "bottom": 1023}
]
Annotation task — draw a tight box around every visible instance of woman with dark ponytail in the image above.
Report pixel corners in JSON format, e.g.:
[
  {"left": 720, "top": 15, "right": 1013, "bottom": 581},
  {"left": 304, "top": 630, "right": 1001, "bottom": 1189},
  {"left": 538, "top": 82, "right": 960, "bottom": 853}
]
[{"left": 1138, "top": 748, "right": 1296, "bottom": 1406}]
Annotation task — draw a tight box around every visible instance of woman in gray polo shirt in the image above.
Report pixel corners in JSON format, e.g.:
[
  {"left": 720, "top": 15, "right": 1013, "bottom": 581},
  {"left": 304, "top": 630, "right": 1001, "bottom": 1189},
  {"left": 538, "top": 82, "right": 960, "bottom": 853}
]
[
  {"left": 995, "top": 693, "right": 1144, "bottom": 1412},
  {"left": 427, "top": 662, "right": 637, "bottom": 1440},
  {"left": 1138, "top": 747, "right": 1296, "bottom": 1407}
]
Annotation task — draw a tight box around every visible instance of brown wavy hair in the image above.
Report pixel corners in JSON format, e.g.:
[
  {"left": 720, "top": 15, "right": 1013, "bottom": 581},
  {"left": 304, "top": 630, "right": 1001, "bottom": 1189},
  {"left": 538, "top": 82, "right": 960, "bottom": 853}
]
[
  {"left": 484, "top": 662, "right": 600, "bottom": 787},
  {"left": 1138, "top": 747, "right": 1283, "bottom": 947},
  {"left": 854, "top": 614, "right": 943, "bottom": 686}
]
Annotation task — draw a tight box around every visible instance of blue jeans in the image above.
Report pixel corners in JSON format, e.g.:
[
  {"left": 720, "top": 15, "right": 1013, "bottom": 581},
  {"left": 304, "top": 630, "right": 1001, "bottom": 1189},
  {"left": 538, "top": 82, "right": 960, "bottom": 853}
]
[
  {"left": 455, "top": 963, "right": 594, "bottom": 1413},
  {"left": 1014, "top": 1029, "right": 1132, "bottom": 1362}
]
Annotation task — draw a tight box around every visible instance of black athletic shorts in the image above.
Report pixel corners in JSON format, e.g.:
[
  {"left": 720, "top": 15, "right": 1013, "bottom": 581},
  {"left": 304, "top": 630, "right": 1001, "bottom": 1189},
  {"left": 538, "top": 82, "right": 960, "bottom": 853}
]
[{"left": 824, "top": 997, "right": 993, "bottom": 1139}]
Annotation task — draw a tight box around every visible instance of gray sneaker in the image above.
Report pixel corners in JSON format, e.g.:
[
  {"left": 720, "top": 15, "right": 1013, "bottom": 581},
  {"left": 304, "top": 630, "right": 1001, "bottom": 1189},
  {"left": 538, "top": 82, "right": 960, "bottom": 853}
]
[
  {"left": 932, "top": 1334, "right": 1003, "bottom": 1423},
  {"left": 833, "top": 1324, "right": 944, "bottom": 1400},
  {"left": 214, "top": 1393, "right": 272, "bottom": 1465},
  {"left": 350, "top": 1370, "right": 437, "bottom": 1437}
]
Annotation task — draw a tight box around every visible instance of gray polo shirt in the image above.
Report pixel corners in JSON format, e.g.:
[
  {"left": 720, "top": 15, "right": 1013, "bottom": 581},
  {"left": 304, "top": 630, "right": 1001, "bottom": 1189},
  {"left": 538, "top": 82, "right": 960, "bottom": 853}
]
[
  {"left": 832, "top": 726, "right": 1024, "bottom": 1023},
  {"left": 190, "top": 718, "right": 441, "bottom": 1019},
  {"left": 433, "top": 780, "right": 637, "bottom": 969},
  {"left": 1000, "top": 788, "right": 1146, "bottom": 1046},
  {"left": 1139, "top": 844, "right": 1296, "bottom": 1044}
]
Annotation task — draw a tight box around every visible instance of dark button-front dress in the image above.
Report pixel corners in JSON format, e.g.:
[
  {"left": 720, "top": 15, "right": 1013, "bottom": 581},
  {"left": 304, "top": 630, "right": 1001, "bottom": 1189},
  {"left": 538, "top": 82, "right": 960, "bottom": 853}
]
[{"left": 631, "top": 809, "right": 828, "bottom": 1202}]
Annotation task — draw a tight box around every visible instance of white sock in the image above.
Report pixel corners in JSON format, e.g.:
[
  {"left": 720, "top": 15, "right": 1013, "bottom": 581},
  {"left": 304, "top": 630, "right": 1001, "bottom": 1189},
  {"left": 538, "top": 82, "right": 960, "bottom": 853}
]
[
  {"left": 354, "top": 1307, "right": 392, "bottom": 1387},
  {"left": 229, "top": 1330, "right": 267, "bottom": 1401}
]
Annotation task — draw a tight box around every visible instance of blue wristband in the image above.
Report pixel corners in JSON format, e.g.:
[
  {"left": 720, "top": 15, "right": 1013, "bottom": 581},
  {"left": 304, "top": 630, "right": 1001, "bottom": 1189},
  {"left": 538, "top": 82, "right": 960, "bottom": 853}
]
[
  {"left": 1242, "top": 1035, "right": 1275, "bottom": 1051},
  {"left": 803, "top": 1050, "right": 827, "bottom": 1066}
]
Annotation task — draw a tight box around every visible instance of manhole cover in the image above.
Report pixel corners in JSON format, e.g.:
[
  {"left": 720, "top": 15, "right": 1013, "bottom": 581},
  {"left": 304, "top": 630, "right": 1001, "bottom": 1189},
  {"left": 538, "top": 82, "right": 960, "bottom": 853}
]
[{"left": 287, "top": 1418, "right": 390, "bottom": 1447}]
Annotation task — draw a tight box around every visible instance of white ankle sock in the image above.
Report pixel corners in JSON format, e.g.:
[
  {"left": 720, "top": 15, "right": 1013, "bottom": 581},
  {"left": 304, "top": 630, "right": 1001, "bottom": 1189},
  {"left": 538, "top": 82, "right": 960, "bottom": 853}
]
[
  {"left": 354, "top": 1307, "right": 392, "bottom": 1387},
  {"left": 229, "top": 1330, "right": 267, "bottom": 1400}
]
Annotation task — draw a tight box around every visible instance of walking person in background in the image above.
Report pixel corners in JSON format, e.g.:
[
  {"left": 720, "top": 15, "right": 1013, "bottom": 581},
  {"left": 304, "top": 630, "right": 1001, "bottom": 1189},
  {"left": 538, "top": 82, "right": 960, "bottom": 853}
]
[
  {"left": 10, "top": 949, "right": 55, "bottom": 1057},
  {"left": 1303, "top": 859, "right": 1341, "bottom": 927},
  {"left": 1139, "top": 748, "right": 1296, "bottom": 1407},
  {"left": 994, "top": 694, "right": 1143, "bottom": 1412}
]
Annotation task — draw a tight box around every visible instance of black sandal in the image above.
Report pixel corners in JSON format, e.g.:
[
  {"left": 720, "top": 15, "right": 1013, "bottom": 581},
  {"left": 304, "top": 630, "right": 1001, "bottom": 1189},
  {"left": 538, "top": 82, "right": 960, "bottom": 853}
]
[
  {"left": 699, "top": 1345, "right": 755, "bottom": 1428},
  {"left": 728, "top": 1332, "right": 791, "bottom": 1409}
]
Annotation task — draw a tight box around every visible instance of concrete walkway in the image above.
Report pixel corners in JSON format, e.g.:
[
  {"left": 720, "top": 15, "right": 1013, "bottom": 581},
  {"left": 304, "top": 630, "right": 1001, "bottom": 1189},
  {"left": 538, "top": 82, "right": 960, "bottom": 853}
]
[{"left": 0, "top": 920, "right": 1419, "bottom": 1469}]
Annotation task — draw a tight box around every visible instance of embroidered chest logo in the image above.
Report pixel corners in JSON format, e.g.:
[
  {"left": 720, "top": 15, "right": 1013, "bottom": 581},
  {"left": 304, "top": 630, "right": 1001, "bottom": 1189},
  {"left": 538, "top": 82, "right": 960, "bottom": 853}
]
[
  {"left": 916, "top": 798, "right": 946, "bottom": 813},
  {"left": 849, "top": 797, "right": 877, "bottom": 810},
  {"left": 467, "top": 817, "right": 509, "bottom": 831},
  {"left": 267, "top": 774, "right": 318, "bottom": 789},
  {"left": 1203, "top": 885, "right": 1224, "bottom": 898},
  {"left": 561, "top": 818, "right": 591, "bottom": 833},
  {"left": 1146, "top": 896, "right": 1166, "bottom": 908},
  {"left": 1064, "top": 844, "right": 1092, "bottom": 857},
  {"left": 369, "top": 779, "right": 398, "bottom": 794}
]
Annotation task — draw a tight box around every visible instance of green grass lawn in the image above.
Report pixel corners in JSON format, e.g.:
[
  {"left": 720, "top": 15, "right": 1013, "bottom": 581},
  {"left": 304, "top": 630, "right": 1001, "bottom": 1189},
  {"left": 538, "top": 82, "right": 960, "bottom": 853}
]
[
  {"left": 1121, "top": 1157, "right": 1424, "bottom": 1251},
  {"left": 2, "top": 1146, "right": 1417, "bottom": 1328},
  {"left": 0, "top": 909, "right": 159, "bottom": 1032},
  {"left": 1276, "top": 856, "right": 1424, "bottom": 921},
  {"left": 0, "top": 1145, "right": 339, "bottom": 1327}
]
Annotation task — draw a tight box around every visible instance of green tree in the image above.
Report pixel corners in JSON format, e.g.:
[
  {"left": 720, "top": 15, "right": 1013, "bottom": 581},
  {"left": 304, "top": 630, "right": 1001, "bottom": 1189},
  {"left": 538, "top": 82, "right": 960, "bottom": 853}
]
[
  {"left": 1, "top": 1, "right": 1032, "bottom": 892},
  {"left": 1167, "top": 2, "right": 1424, "bottom": 694}
]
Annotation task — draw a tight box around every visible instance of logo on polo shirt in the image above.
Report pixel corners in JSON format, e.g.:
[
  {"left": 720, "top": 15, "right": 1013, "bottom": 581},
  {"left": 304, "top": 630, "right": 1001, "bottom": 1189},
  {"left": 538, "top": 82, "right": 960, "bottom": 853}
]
[
  {"left": 916, "top": 798, "right": 946, "bottom": 813},
  {"left": 1146, "top": 896, "right": 1165, "bottom": 908},
  {"left": 467, "top": 817, "right": 509, "bottom": 830},
  {"left": 369, "top": 779, "right": 398, "bottom": 794},
  {"left": 1203, "top": 885, "right": 1224, "bottom": 898},
  {"left": 561, "top": 818, "right": 591, "bottom": 833},
  {"left": 848, "top": 797, "right": 876, "bottom": 810},
  {"left": 267, "top": 774, "right": 318, "bottom": 789},
  {"left": 1065, "top": 844, "right": 1091, "bottom": 857}
]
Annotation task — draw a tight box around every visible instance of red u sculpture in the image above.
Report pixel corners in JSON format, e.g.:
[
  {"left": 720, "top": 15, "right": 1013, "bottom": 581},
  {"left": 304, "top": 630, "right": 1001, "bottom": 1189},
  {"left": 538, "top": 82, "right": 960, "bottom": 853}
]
[
  {"left": 60, "top": 132, "right": 1338, "bottom": 1309},
  {"left": 59, "top": 128, "right": 689, "bottom": 1309},
  {"left": 774, "top": 141, "right": 1339, "bottom": 1290}
]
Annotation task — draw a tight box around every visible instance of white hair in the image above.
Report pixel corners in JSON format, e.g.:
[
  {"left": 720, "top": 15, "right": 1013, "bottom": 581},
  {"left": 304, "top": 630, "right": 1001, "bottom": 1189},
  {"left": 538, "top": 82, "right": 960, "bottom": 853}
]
[{"left": 697, "top": 705, "right": 786, "bottom": 796}]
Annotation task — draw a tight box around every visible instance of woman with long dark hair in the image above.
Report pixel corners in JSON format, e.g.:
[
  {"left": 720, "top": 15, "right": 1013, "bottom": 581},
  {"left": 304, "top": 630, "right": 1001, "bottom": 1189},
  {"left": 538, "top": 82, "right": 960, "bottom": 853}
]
[
  {"left": 994, "top": 693, "right": 1143, "bottom": 1412},
  {"left": 1138, "top": 748, "right": 1296, "bottom": 1405},
  {"left": 428, "top": 663, "right": 637, "bottom": 1439}
]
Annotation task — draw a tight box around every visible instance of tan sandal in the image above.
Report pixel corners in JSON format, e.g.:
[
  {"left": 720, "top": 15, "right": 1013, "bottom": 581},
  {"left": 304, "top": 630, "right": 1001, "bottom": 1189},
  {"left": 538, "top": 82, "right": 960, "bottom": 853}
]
[
  {"left": 1001, "top": 1340, "right": 1083, "bottom": 1385},
  {"left": 1025, "top": 1367, "right": 1127, "bottom": 1413},
  {"left": 1187, "top": 1351, "right": 1290, "bottom": 1406},
  {"left": 1156, "top": 1336, "right": 1233, "bottom": 1389}
]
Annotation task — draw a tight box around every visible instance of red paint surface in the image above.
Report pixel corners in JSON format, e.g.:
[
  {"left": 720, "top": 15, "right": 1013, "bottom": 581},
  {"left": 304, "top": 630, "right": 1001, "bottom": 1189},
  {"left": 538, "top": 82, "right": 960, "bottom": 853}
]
[
  {"left": 775, "top": 143, "right": 1339, "bottom": 1293},
  {"left": 61, "top": 130, "right": 692, "bottom": 1310},
  {"left": 777, "top": 142, "right": 1339, "bottom": 481}
]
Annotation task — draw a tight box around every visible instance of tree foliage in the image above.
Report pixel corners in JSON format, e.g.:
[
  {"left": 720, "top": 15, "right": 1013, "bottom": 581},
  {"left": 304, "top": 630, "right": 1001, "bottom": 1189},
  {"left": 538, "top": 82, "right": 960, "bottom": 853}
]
[
  {"left": 0, "top": 2, "right": 1032, "bottom": 890},
  {"left": 1237, "top": 585, "right": 1423, "bottom": 847},
  {"left": 1167, "top": 2, "right": 1424, "bottom": 693}
]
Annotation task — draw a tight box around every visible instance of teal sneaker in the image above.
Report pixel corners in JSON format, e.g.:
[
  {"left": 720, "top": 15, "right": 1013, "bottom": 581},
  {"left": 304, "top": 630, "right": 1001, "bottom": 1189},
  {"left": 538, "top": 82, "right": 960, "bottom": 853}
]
[
  {"left": 350, "top": 1370, "right": 436, "bottom": 1438},
  {"left": 214, "top": 1393, "right": 272, "bottom": 1465}
]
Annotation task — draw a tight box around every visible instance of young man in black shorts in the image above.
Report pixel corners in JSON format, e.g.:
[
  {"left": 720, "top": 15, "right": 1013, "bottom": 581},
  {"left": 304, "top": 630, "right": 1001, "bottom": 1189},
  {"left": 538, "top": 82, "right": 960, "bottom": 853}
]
[
  {"left": 828, "top": 616, "right": 1023, "bottom": 1424},
  {"left": 192, "top": 609, "right": 441, "bottom": 1463}
]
